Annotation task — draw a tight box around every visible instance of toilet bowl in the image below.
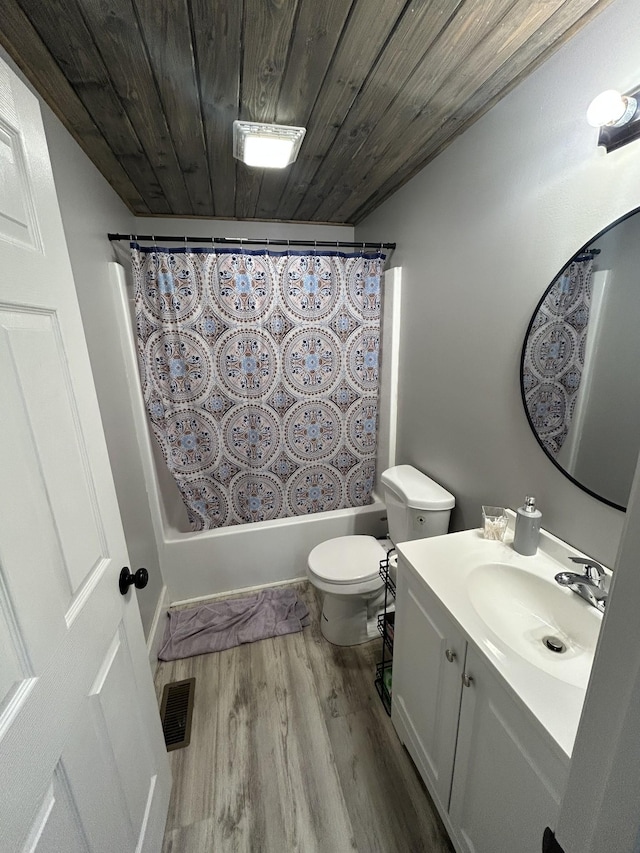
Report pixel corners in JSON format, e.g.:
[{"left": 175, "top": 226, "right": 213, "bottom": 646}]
[
  {"left": 306, "top": 465, "right": 455, "bottom": 646},
  {"left": 307, "top": 535, "right": 388, "bottom": 646}
]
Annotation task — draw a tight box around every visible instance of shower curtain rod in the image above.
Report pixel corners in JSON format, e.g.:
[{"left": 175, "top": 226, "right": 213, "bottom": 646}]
[
  {"left": 107, "top": 233, "right": 395, "bottom": 252},
  {"left": 574, "top": 247, "right": 601, "bottom": 260}
]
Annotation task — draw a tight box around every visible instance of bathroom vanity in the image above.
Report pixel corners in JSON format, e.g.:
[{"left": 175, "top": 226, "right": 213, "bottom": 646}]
[{"left": 391, "top": 517, "right": 604, "bottom": 853}]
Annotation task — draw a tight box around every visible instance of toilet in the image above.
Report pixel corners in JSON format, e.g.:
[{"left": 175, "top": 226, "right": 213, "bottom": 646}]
[{"left": 307, "top": 465, "right": 455, "bottom": 646}]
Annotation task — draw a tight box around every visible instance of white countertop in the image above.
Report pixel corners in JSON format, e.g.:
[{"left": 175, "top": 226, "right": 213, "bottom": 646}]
[{"left": 396, "top": 517, "right": 607, "bottom": 760}]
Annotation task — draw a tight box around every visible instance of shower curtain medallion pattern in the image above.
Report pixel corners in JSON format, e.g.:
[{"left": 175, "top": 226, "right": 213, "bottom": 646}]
[
  {"left": 131, "top": 245, "right": 385, "bottom": 530},
  {"left": 522, "top": 257, "right": 593, "bottom": 455}
]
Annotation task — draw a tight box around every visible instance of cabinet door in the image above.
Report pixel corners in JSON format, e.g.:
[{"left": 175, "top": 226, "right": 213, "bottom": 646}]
[
  {"left": 450, "top": 646, "right": 568, "bottom": 853},
  {"left": 392, "top": 560, "right": 466, "bottom": 811}
]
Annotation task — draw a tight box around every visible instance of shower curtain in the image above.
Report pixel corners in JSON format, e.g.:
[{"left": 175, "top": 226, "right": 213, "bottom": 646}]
[
  {"left": 522, "top": 257, "right": 593, "bottom": 456},
  {"left": 131, "top": 244, "right": 384, "bottom": 530}
]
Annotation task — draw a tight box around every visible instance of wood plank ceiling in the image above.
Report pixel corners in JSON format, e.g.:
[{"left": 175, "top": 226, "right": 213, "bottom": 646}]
[{"left": 1, "top": 0, "right": 613, "bottom": 224}]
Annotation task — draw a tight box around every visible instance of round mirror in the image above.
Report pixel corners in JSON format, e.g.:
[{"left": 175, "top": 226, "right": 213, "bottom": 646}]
[{"left": 521, "top": 206, "right": 640, "bottom": 511}]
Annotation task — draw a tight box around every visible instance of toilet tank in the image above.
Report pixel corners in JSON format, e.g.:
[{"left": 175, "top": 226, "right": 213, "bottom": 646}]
[{"left": 381, "top": 465, "right": 455, "bottom": 544}]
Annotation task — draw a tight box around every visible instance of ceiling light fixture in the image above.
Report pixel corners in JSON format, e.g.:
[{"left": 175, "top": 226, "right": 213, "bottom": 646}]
[
  {"left": 586, "top": 87, "right": 640, "bottom": 152},
  {"left": 233, "top": 121, "right": 306, "bottom": 168}
]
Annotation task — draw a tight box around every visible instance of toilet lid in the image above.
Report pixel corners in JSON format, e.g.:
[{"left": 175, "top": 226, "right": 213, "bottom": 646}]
[{"left": 308, "top": 535, "right": 387, "bottom": 584}]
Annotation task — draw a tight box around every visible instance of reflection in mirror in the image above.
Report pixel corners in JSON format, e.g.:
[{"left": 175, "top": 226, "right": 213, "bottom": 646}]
[{"left": 521, "top": 207, "right": 640, "bottom": 511}]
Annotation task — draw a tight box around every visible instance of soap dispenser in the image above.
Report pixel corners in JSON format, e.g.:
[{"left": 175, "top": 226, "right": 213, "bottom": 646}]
[{"left": 513, "top": 496, "right": 542, "bottom": 556}]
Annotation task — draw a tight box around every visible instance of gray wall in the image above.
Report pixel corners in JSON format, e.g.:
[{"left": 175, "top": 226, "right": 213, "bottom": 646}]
[
  {"left": 355, "top": 0, "right": 640, "bottom": 568},
  {"left": 133, "top": 217, "right": 354, "bottom": 244}
]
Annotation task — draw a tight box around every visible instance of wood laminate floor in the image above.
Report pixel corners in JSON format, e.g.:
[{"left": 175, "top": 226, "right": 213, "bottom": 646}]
[{"left": 155, "top": 582, "right": 455, "bottom": 853}]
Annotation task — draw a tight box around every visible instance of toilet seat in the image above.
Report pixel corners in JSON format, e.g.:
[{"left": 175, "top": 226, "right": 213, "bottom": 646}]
[
  {"left": 307, "top": 534, "right": 387, "bottom": 644},
  {"left": 307, "top": 535, "right": 387, "bottom": 594}
]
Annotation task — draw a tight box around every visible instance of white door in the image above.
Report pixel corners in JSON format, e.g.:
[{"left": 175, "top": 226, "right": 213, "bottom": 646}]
[{"left": 0, "top": 57, "right": 171, "bottom": 852}]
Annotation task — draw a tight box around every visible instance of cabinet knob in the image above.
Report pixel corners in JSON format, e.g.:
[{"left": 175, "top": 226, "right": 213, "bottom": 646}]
[
  {"left": 445, "top": 649, "right": 457, "bottom": 663},
  {"left": 462, "top": 673, "right": 474, "bottom": 688}
]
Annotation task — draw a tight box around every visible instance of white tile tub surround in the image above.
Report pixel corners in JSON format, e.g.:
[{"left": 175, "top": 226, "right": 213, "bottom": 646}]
[
  {"left": 109, "top": 261, "right": 399, "bottom": 602},
  {"left": 160, "top": 499, "right": 388, "bottom": 602},
  {"left": 376, "top": 265, "right": 402, "bottom": 491},
  {"left": 146, "top": 584, "right": 171, "bottom": 666}
]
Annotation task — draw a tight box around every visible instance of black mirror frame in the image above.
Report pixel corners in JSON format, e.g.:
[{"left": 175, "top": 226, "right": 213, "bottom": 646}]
[{"left": 519, "top": 205, "right": 640, "bottom": 513}]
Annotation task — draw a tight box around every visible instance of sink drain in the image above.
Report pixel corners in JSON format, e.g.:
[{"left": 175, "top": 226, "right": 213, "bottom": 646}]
[{"left": 543, "top": 635, "right": 566, "bottom": 654}]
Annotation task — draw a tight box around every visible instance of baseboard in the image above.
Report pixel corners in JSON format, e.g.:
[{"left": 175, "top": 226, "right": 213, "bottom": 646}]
[
  {"left": 170, "top": 576, "right": 308, "bottom": 609},
  {"left": 147, "top": 584, "right": 171, "bottom": 667}
]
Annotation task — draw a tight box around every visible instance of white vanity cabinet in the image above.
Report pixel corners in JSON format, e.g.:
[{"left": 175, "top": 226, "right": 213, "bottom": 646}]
[
  {"left": 391, "top": 561, "right": 466, "bottom": 813},
  {"left": 392, "top": 555, "right": 568, "bottom": 853}
]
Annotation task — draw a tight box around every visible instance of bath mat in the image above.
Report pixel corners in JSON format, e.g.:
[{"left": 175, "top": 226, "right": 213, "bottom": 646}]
[{"left": 158, "top": 588, "right": 310, "bottom": 661}]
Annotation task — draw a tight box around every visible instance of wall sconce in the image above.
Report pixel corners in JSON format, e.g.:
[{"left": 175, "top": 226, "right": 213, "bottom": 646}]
[
  {"left": 587, "top": 87, "right": 640, "bottom": 152},
  {"left": 233, "top": 121, "right": 306, "bottom": 168}
]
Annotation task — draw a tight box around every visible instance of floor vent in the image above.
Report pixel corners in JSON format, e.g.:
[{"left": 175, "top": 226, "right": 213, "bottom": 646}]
[{"left": 160, "top": 677, "right": 195, "bottom": 751}]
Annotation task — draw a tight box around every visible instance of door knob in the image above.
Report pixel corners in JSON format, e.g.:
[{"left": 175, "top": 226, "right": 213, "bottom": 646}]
[
  {"left": 445, "top": 649, "right": 457, "bottom": 662},
  {"left": 119, "top": 567, "right": 149, "bottom": 596},
  {"left": 462, "top": 673, "right": 474, "bottom": 688}
]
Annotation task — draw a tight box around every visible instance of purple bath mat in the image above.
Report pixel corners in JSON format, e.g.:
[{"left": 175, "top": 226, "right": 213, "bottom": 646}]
[{"left": 158, "top": 587, "right": 310, "bottom": 661}]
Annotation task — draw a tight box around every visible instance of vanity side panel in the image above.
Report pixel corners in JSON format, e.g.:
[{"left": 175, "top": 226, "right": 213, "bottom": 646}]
[
  {"left": 449, "top": 645, "right": 568, "bottom": 853},
  {"left": 392, "top": 556, "right": 466, "bottom": 817}
]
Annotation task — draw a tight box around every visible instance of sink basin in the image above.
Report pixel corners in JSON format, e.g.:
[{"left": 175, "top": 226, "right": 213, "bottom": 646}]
[{"left": 466, "top": 562, "right": 602, "bottom": 687}]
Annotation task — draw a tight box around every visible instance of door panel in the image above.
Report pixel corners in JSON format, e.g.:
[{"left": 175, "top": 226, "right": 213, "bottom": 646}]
[
  {"left": 0, "top": 590, "right": 31, "bottom": 718},
  {"left": 0, "top": 312, "right": 70, "bottom": 667},
  {"left": 87, "top": 625, "right": 156, "bottom": 835},
  {"left": 0, "top": 107, "right": 41, "bottom": 250},
  {"left": 27, "top": 770, "right": 91, "bottom": 853},
  {"left": 5, "top": 307, "right": 104, "bottom": 586},
  {"left": 0, "top": 306, "right": 108, "bottom": 637}
]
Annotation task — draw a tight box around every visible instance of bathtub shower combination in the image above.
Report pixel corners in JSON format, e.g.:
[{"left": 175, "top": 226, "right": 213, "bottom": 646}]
[
  {"left": 132, "top": 245, "right": 384, "bottom": 530},
  {"left": 110, "top": 259, "right": 401, "bottom": 602}
]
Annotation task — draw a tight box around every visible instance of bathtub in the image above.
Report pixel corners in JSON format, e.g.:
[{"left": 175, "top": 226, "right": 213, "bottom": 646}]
[{"left": 109, "top": 261, "right": 401, "bottom": 603}]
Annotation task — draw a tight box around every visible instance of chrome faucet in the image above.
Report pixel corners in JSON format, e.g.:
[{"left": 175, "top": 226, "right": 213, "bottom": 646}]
[{"left": 554, "top": 557, "right": 608, "bottom": 613}]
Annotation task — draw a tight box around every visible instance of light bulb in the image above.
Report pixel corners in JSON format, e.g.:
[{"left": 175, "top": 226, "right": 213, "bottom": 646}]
[
  {"left": 243, "top": 136, "right": 294, "bottom": 168},
  {"left": 232, "top": 121, "right": 306, "bottom": 168},
  {"left": 587, "top": 90, "right": 637, "bottom": 128}
]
